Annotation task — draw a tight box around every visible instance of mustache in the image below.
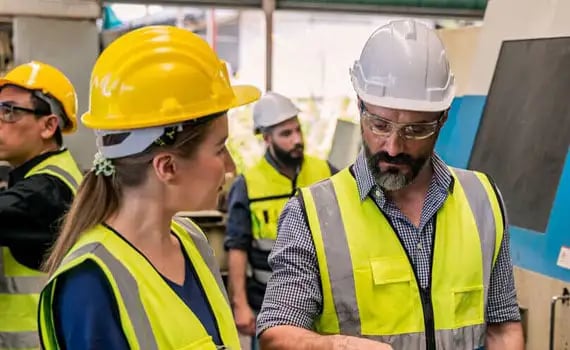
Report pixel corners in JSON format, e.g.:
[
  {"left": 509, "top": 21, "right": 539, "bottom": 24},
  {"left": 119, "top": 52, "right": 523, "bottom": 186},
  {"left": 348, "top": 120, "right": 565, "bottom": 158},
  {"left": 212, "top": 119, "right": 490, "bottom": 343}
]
[
  {"left": 290, "top": 144, "right": 304, "bottom": 153},
  {"left": 369, "top": 151, "right": 414, "bottom": 166}
]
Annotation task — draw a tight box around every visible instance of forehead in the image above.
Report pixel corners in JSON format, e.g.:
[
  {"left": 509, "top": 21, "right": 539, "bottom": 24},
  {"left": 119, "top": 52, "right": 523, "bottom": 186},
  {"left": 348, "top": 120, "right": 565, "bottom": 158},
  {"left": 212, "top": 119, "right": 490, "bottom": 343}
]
[
  {"left": 272, "top": 117, "right": 300, "bottom": 132},
  {"left": 363, "top": 102, "right": 440, "bottom": 123},
  {"left": 0, "top": 85, "right": 33, "bottom": 105},
  {"left": 204, "top": 114, "right": 228, "bottom": 141}
]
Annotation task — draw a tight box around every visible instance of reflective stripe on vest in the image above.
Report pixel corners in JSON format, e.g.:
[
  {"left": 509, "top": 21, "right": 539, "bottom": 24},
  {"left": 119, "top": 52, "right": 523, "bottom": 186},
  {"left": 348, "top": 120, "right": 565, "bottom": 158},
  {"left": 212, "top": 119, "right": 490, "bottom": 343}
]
[
  {"left": 25, "top": 149, "right": 83, "bottom": 195},
  {"left": 252, "top": 238, "right": 275, "bottom": 251},
  {"left": 0, "top": 248, "right": 44, "bottom": 350},
  {"left": 244, "top": 155, "right": 332, "bottom": 284},
  {"left": 252, "top": 269, "right": 272, "bottom": 284},
  {"left": 0, "top": 331, "right": 39, "bottom": 350},
  {"left": 0, "top": 248, "right": 44, "bottom": 294},
  {"left": 62, "top": 242, "right": 159, "bottom": 349},
  {"left": 302, "top": 167, "right": 503, "bottom": 349},
  {"left": 39, "top": 218, "right": 240, "bottom": 350},
  {"left": 34, "top": 164, "right": 79, "bottom": 191},
  {"left": 0, "top": 149, "right": 82, "bottom": 349},
  {"left": 338, "top": 324, "right": 485, "bottom": 349},
  {"left": 173, "top": 217, "right": 230, "bottom": 303}
]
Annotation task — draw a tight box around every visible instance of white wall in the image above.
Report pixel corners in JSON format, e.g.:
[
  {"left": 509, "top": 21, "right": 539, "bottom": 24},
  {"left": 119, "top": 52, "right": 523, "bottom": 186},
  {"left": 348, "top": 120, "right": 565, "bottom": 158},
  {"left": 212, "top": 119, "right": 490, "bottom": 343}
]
[
  {"left": 468, "top": 0, "right": 570, "bottom": 95},
  {"left": 436, "top": 26, "right": 481, "bottom": 96},
  {"left": 238, "top": 10, "right": 436, "bottom": 99},
  {"left": 234, "top": 10, "right": 437, "bottom": 165}
]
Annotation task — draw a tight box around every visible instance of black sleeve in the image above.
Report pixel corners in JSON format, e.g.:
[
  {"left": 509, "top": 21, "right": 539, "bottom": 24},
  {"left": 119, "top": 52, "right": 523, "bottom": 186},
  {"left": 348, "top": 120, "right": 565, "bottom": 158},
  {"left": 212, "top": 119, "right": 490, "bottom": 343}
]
[{"left": 0, "top": 174, "right": 74, "bottom": 247}]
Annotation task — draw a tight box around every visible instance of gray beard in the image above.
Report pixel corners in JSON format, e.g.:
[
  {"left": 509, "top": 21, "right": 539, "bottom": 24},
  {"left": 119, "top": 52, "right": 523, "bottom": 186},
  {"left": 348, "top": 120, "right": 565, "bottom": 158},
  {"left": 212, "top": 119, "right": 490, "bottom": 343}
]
[{"left": 375, "top": 171, "right": 409, "bottom": 191}]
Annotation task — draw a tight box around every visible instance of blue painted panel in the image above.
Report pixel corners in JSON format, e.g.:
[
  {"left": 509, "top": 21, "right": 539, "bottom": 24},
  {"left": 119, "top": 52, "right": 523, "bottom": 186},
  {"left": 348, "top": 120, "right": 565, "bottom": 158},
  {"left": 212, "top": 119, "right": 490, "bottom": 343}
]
[
  {"left": 511, "top": 150, "right": 570, "bottom": 281},
  {"left": 435, "top": 94, "right": 570, "bottom": 282},
  {"left": 435, "top": 95, "right": 487, "bottom": 168}
]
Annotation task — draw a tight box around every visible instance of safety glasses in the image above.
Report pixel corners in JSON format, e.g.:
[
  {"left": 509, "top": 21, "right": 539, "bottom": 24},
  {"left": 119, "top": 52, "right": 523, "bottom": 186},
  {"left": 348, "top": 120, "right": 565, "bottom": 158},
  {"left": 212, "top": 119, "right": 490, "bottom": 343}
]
[
  {"left": 360, "top": 103, "right": 445, "bottom": 140},
  {"left": 0, "top": 102, "right": 49, "bottom": 123}
]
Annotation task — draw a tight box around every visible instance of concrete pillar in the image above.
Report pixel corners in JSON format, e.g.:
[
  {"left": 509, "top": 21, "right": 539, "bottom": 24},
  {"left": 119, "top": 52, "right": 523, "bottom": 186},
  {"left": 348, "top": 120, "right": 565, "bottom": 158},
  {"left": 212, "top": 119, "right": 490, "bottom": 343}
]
[{"left": 13, "top": 16, "right": 100, "bottom": 171}]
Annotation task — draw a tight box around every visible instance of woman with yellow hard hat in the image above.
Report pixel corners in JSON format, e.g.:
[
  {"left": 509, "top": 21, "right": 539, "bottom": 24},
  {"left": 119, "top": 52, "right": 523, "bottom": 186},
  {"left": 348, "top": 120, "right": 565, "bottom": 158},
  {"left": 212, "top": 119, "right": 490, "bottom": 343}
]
[{"left": 38, "top": 25, "right": 260, "bottom": 349}]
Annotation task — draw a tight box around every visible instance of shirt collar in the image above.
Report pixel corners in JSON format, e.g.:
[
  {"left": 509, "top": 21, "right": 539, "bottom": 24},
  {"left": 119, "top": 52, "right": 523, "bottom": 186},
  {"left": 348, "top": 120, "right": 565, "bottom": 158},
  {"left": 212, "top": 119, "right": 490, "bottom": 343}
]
[{"left": 351, "top": 150, "right": 454, "bottom": 202}]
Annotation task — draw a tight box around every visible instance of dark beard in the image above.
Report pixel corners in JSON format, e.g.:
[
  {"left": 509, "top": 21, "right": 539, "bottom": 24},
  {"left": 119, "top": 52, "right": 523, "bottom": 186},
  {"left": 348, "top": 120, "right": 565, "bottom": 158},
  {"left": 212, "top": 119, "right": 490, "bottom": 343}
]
[
  {"left": 272, "top": 142, "right": 304, "bottom": 168},
  {"left": 364, "top": 143, "right": 429, "bottom": 191}
]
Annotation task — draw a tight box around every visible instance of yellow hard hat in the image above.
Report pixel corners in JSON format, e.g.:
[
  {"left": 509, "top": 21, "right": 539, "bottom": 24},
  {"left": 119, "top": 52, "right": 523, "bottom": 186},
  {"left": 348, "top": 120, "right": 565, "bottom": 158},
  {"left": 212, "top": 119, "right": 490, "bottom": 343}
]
[
  {"left": 0, "top": 61, "right": 78, "bottom": 133},
  {"left": 82, "top": 25, "right": 261, "bottom": 130}
]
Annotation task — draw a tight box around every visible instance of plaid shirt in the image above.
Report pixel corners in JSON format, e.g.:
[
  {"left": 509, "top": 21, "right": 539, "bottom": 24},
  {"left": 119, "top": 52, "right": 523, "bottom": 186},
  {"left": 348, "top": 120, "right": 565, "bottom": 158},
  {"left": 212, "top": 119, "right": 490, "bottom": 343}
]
[{"left": 257, "top": 150, "right": 520, "bottom": 335}]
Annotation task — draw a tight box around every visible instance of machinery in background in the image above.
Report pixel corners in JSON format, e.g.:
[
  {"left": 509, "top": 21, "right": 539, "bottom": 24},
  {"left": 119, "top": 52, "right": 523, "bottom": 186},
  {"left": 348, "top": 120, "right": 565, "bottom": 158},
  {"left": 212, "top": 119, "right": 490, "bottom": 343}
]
[
  {"left": 326, "top": 118, "right": 361, "bottom": 171},
  {"left": 433, "top": 5, "right": 570, "bottom": 346}
]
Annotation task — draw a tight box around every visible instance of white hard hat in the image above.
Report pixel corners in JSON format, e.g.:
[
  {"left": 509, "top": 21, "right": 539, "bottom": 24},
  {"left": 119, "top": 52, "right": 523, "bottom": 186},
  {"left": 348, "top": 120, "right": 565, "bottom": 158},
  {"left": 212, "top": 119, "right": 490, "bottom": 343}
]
[
  {"left": 350, "top": 19, "right": 455, "bottom": 112},
  {"left": 253, "top": 91, "right": 301, "bottom": 134}
]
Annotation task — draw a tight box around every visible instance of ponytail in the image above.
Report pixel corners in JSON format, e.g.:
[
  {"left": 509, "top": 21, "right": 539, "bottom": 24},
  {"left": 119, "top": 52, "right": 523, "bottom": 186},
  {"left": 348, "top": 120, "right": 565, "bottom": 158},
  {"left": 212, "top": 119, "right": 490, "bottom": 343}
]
[{"left": 43, "top": 171, "right": 120, "bottom": 275}]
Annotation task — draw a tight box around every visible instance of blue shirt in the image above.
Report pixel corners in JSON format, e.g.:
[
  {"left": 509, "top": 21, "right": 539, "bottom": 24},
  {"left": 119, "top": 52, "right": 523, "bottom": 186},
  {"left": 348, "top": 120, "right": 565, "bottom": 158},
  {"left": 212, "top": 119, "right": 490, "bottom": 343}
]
[{"left": 54, "top": 230, "right": 222, "bottom": 349}]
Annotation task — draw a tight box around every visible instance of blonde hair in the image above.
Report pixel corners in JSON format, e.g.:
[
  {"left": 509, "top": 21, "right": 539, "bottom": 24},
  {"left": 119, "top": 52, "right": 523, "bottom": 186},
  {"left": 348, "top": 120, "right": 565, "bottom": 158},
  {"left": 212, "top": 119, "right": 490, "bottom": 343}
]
[{"left": 43, "top": 116, "right": 220, "bottom": 275}]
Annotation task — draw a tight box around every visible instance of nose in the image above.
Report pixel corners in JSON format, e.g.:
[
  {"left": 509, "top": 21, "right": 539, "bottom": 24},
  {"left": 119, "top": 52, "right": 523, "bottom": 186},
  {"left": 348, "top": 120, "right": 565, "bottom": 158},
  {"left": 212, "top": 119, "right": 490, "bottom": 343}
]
[
  {"left": 382, "top": 131, "right": 404, "bottom": 157},
  {"left": 292, "top": 130, "right": 303, "bottom": 147}
]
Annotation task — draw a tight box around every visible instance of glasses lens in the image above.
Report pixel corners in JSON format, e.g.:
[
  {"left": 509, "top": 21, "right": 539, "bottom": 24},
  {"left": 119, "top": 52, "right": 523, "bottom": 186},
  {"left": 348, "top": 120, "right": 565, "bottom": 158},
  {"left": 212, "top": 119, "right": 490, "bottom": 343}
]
[
  {"left": 0, "top": 105, "right": 16, "bottom": 123},
  {"left": 402, "top": 124, "right": 437, "bottom": 139}
]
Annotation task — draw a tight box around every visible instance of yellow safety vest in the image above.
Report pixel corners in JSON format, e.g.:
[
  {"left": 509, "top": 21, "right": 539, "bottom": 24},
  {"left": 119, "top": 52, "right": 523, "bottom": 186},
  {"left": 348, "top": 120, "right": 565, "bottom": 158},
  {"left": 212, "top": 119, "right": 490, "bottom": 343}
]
[
  {"left": 300, "top": 167, "right": 504, "bottom": 350},
  {"left": 243, "top": 155, "right": 331, "bottom": 284},
  {"left": 0, "top": 149, "right": 82, "bottom": 350},
  {"left": 38, "top": 218, "right": 240, "bottom": 350}
]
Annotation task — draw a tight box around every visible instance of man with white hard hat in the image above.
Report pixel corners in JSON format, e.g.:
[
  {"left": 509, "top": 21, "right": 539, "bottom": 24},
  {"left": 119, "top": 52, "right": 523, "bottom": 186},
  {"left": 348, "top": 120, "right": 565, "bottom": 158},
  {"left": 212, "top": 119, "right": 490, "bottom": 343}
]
[
  {"left": 256, "top": 19, "right": 523, "bottom": 350},
  {"left": 224, "top": 91, "right": 336, "bottom": 349}
]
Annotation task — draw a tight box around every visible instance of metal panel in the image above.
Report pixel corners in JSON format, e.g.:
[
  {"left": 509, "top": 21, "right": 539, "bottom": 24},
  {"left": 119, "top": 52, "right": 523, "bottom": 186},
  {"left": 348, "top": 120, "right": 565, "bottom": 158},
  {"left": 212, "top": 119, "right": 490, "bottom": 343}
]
[
  {"left": 0, "top": 0, "right": 100, "bottom": 19},
  {"left": 277, "top": 0, "right": 486, "bottom": 18},
  {"left": 106, "top": 0, "right": 485, "bottom": 17},
  {"left": 106, "top": 0, "right": 261, "bottom": 9},
  {"left": 468, "top": 37, "right": 570, "bottom": 233},
  {"left": 327, "top": 119, "right": 362, "bottom": 171}
]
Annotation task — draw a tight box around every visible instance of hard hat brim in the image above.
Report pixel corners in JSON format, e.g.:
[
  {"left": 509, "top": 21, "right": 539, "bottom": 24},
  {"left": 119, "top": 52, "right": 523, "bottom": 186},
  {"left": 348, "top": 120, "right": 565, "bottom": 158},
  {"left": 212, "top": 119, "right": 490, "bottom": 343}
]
[
  {"left": 358, "top": 93, "right": 455, "bottom": 112},
  {"left": 81, "top": 83, "right": 261, "bottom": 130},
  {"left": 0, "top": 78, "right": 16, "bottom": 88},
  {"left": 0, "top": 78, "right": 37, "bottom": 92},
  {"left": 231, "top": 84, "right": 261, "bottom": 109}
]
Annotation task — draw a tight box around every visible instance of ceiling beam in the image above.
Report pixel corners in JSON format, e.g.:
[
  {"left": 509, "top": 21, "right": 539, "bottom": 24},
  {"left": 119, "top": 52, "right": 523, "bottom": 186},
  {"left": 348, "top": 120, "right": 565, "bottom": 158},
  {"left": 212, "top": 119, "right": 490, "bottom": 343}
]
[{"left": 105, "top": 0, "right": 485, "bottom": 18}]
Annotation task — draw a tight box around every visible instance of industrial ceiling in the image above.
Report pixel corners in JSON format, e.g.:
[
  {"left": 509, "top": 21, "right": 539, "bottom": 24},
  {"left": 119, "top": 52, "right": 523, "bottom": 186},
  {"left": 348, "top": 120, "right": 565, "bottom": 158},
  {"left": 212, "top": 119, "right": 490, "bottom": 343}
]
[{"left": 106, "top": 0, "right": 487, "bottom": 18}]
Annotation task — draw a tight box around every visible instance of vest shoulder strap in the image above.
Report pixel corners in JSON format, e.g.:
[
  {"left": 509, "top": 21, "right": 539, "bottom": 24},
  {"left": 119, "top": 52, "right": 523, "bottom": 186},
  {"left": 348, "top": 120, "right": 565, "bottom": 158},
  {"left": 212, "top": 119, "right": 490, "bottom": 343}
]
[
  {"left": 50, "top": 241, "right": 159, "bottom": 350},
  {"left": 171, "top": 216, "right": 229, "bottom": 303}
]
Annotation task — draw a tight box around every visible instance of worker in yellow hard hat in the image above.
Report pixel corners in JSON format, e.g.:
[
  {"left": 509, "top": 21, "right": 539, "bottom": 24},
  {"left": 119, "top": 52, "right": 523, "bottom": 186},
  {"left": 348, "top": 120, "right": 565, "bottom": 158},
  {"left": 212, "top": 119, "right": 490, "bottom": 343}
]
[
  {"left": 0, "top": 61, "right": 83, "bottom": 349},
  {"left": 38, "top": 25, "right": 261, "bottom": 350}
]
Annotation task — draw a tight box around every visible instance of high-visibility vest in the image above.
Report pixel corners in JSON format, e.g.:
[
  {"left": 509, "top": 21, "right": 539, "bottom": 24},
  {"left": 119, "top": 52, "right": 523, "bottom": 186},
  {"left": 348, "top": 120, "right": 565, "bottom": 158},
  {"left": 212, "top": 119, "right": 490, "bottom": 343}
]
[
  {"left": 300, "top": 167, "right": 504, "bottom": 350},
  {"left": 39, "top": 217, "right": 241, "bottom": 350},
  {"left": 243, "top": 155, "right": 331, "bottom": 284},
  {"left": 0, "top": 149, "right": 82, "bottom": 350}
]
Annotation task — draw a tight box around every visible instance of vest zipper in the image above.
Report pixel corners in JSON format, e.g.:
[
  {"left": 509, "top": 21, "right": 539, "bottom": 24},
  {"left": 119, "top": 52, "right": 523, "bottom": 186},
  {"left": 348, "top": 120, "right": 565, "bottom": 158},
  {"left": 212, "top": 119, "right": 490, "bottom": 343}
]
[
  {"left": 425, "top": 219, "right": 437, "bottom": 350},
  {"left": 376, "top": 208, "right": 437, "bottom": 350},
  {"left": 421, "top": 287, "right": 436, "bottom": 350}
]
